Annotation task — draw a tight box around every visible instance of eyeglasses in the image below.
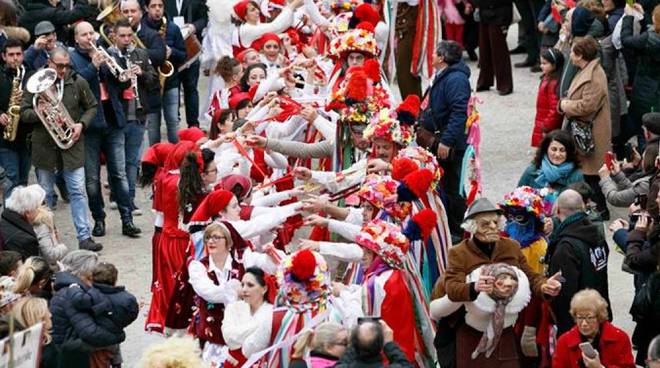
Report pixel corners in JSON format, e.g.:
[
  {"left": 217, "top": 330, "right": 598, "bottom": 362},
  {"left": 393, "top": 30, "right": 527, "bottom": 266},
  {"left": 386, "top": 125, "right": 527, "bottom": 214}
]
[
  {"left": 52, "top": 63, "right": 70, "bottom": 70},
  {"left": 205, "top": 235, "right": 226, "bottom": 242},
  {"left": 575, "top": 315, "right": 598, "bottom": 323}
]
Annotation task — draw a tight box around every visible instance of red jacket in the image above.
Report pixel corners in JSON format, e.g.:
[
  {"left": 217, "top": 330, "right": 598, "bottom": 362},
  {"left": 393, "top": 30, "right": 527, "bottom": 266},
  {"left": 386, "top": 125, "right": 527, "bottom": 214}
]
[
  {"left": 531, "top": 76, "right": 563, "bottom": 147},
  {"left": 552, "top": 321, "right": 635, "bottom": 368}
]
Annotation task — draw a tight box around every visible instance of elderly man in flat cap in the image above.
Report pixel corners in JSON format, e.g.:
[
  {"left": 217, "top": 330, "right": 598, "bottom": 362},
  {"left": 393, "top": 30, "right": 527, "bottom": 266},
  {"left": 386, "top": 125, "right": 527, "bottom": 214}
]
[{"left": 433, "top": 197, "right": 562, "bottom": 368}]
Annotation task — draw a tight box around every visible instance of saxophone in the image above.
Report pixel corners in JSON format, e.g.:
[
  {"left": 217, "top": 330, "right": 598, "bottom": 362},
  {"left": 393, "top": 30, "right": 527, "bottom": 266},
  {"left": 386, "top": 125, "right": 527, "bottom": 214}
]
[
  {"left": 26, "top": 68, "right": 76, "bottom": 150},
  {"left": 4, "top": 65, "right": 25, "bottom": 142},
  {"left": 158, "top": 17, "right": 174, "bottom": 91}
]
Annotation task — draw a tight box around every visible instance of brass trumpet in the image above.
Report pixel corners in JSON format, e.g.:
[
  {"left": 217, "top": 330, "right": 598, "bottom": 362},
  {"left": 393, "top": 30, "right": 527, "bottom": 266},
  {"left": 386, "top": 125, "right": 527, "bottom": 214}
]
[{"left": 90, "top": 43, "right": 130, "bottom": 82}]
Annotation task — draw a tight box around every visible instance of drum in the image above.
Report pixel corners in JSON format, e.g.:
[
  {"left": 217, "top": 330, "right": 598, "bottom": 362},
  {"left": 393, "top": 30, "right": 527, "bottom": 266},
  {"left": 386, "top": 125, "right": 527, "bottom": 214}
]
[{"left": 180, "top": 34, "right": 202, "bottom": 71}]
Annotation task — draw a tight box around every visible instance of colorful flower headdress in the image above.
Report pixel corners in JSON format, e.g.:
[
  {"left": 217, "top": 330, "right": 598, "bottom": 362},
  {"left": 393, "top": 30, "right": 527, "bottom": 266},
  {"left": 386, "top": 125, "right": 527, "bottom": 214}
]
[
  {"left": 327, "top": 66, "right": 390, "bottom": 125},
  {"left": 356, "top": 219, "right": 410, "bottom": 269},
  {"left": 394, "top": 147, "right": 443, "bottom": 190},
  {"left": 277, "top": 250, "right": 331, "bottom": 313},
  {"left": 363, "top": 109, "right": 406, "bottom": 146},
  {"left": 328, "top": 27, "right": 378, "bottom": 61},
  {"left": 357, "top": 174, "right": 411, "bottom": 220},
  {"left": 499, "top": 186, "right": 545, "bottom": 220}
]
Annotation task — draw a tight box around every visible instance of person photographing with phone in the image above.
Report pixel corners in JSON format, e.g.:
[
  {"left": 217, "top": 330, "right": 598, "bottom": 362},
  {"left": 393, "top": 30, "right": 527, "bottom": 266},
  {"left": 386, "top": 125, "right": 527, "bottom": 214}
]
[
  {"left": 552, "top": 289, "right": 635, "bottom": 368},
  {"left": 334, "top": 319, "right": 414, "bottom": 368}
]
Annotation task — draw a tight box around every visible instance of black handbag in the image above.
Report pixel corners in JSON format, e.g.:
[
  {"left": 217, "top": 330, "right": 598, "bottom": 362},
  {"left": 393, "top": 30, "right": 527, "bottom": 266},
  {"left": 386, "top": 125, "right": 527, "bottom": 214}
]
[{"left": 568, "top": 118, "right": 595, "bottom": 156}]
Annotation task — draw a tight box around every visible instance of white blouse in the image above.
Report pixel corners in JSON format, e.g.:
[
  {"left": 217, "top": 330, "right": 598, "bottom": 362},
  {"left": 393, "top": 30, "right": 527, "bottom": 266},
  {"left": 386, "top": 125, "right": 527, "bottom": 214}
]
[
  {"left": 188, "top": 256, "right": 240, "bottom": 304},
  {"left": 222, "top": 301, "right": 274, "bottom": 350}
]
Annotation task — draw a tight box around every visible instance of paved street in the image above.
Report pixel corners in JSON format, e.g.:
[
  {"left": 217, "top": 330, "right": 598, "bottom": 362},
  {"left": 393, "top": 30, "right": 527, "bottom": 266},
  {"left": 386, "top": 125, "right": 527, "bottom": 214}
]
[{"left": 48, "top": 29, "right": 636, "bottom": 365}]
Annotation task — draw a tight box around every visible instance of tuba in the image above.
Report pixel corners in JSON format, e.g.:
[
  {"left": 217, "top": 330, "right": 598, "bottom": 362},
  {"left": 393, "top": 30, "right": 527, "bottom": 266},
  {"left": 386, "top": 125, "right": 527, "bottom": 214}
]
[
  {"left": 26, "top": 68, "right": 76, "bottom": 150},
  {"left": 4, "top": 65, "right": 25, "bottom": 142},
  {"left": 97, "top": 0, "right": 122, "bottom": 46},
  {"left": 157, "top": 17, "right": 174, "bottom": 90}
]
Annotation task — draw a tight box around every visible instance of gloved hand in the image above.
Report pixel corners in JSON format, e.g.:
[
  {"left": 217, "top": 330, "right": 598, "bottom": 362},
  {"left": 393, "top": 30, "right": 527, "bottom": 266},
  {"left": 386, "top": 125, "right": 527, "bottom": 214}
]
[{"left": 520, "top": 326, "right": 538, "bottom": 357}]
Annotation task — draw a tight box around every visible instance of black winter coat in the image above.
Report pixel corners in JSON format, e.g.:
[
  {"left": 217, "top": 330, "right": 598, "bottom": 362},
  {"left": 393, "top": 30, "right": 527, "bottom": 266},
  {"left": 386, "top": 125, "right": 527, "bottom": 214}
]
[
  {"left": 547, "top": 214, "right": 611, "bottom": 336},
  {"left": 334, "top": 342, "right": 414, "bottom": 368},
  {"left": 92, "top": 283, "right": 139, "bottom": 330},
  {"left": 0, "top": 209, "right": 39, "bottom": 260},
  {"left": 621, "top": 15, "right": 660, "bottom": 119},
  {"left": 625, "top": 228, "right": 660, "bottom": 276},
  {"left": 425, "top": 61, "right": 471, "bottom": 152},
  {"left": 475, "top": 0, "right": 513, "bottom": 25},
  {"left": 49, "top": 272, "right": 125, "bottom": 368},
  {"left": 18, "top": 0, "right": 97, "bottom": 43}
]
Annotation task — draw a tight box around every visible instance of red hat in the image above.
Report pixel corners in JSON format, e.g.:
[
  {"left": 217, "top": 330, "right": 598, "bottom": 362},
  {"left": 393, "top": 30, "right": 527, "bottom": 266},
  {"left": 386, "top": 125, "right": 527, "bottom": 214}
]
[
  {"left": 355, "top": 21, "right": 375, "bottom": 33},
  {"left": 236, "top": 48, "right": 256, "bottom": 63},
  {"left": 396, "top": 95, "right": 421, "bottom": 126},
  {"left": 215, "top": 174, "right": 253, "bottom": 200},
  {"left": 233, "top": 0, "right": 251, "bottom": 21},
  {"left": 177, "top": 127, "right": 206, "bottom": 143},
  {"left": 251, "top": 32, "right": 281, "bottom": 51},
  {"left": 164, "top": 141, "right": 198, "bottom": 170},
  {"left": 349, "top": 4, "right": 380, "bottom": 29},
  {"left": 142, "top": 142, "right": 175, "bottom": 166},
  {"left": 189, "top": 189, "right": 235, "bottom": 225},
  {"left": 229, "top": 92, "right": 251, "bottom": 110}
]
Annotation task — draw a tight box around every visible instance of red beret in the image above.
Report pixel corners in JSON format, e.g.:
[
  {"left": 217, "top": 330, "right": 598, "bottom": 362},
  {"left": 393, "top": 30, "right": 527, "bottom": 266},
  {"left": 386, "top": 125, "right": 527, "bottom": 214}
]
[
  {"left": 233, "top": 0, "right": 251, "bottom": 21},
  {"left": 177, "top": 127, "right": 206, "bottom": 143},
  {"left": 251, "top": 32, "right": 281, "bottom": 51},
  {"left": 229, "top": 92, "right": 251, "bottom": 110}
]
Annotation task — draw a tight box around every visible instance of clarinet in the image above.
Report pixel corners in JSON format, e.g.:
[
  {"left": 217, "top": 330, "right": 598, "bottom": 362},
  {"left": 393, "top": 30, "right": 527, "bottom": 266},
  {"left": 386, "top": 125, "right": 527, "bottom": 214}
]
[{"left": 122, "top": 48, "right": 143, "bottom": 111}]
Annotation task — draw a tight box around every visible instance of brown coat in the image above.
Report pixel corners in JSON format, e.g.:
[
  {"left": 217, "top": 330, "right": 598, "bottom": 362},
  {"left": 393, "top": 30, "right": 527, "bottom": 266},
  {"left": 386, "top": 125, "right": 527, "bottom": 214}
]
[
  {"left": 561, "top": 58, "right": 611, "bottom": 176},
  {"left": 436, "top": 237, "right": 547, "bottom": 301}
]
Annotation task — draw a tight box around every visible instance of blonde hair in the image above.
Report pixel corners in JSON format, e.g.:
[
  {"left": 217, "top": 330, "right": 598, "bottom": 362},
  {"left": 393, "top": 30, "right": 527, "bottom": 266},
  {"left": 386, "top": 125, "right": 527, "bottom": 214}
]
[
  {"left": 32, "top": 206, "right": 55, "bottom": 231},
  {"left": 10, "top": 296, "right": 52, "bottom": 344},
  {"left": 204, "top": 222, "right": 233, "bottom": 250},
  {"left": 292, "top": 322, "right": 345, "bottom": 358},
  {"left": 570, "top": 289, "right": 609, "bottom": 323},
  {"left": 13, "top": 257, "right": 50, "bottom": 295},
  {"left": 137, "top": 336, "right": 208, "bottom": 368},
  {"left": 653, "top": 4, "right": 660, "bottom": 32}
]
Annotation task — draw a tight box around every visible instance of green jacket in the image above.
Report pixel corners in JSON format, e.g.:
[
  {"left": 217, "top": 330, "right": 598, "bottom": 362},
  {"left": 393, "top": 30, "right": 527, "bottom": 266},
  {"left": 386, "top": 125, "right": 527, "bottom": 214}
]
[{"left": 20, "top": 69, "right": 97, "bottom": 171}]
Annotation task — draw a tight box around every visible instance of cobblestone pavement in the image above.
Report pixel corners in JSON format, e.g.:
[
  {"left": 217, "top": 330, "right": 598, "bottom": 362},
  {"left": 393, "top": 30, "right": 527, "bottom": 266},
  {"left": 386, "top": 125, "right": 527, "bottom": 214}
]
[{"left": 48, "top": 30, "right": 636, "bottom": 365}]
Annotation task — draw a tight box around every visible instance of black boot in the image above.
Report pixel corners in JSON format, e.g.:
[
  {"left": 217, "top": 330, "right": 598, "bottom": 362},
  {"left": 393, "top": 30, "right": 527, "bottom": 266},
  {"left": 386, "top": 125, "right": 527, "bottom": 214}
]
[
  {"left": 79, "top": 238, "right": 103, "bottom": 252},
  {"left": 92, "top": 220, "right": 106, "bottom": 237},
  {"left": 122, "top": 221, "right": 142, "bottom": 238}
]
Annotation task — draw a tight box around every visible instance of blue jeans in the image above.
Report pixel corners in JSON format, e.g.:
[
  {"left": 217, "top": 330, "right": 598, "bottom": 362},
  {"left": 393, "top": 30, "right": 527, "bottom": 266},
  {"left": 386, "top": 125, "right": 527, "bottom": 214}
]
[
  {"left": 0, "top": 144, "right": 30, "bottom": 196},
  {"left": 85, "top": 128, "right": 133, "bottom": 223},
  {"left": 179, "top": 60, "right": 200, "bottom": 127},
  {"left": 36, "top": 167, "right": 91, "bottom": 241},
  {"left": 124, "top": 120, "right": 145, "bottom": 204},
  {"left": 147, "top": 87, "right": 180, "bottom": 145}
]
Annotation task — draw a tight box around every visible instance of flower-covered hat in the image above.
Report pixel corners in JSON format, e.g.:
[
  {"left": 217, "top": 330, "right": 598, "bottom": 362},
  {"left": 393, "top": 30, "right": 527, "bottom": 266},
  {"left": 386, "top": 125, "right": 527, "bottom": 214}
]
[
  {"left": 499, "top": 186, "right": 545, "bottom": 220},
  {"left": 357, "top": 174, "right": 411, "bottom": 220},
  {"left": 329, "top": 27, "right": 378, "bottom": 60},
  {"left": 362, "top": 109, "right": 406, "bottom": 146},
  {"left": 356, "top": 220, "right": 410, "bottom": 269},
  {"left": 327, "top": 66, "right": 390, "bottom": 125},
  {"left": 394, "top": 147, "right": 443, "bottom": 190},
  {"left": 277, "top": 249, "right": 331, "bottom": 313}
]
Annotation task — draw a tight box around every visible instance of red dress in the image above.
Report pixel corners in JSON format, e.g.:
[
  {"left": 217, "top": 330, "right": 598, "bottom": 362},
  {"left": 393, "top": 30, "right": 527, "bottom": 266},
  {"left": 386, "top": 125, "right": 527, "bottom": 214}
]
[
  {"left": 552, "top": 321, "right": 635, "bottom": 368},
  {"left": 531, "top": 76, "right": 563, "bottom": 147},
  {"left": 145, "top": 171, "right": 191, "bottom": 333}
]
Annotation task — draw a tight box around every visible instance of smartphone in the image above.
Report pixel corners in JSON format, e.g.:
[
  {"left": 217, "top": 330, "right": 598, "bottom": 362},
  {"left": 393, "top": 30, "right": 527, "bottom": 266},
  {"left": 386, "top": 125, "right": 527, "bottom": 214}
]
[
  {"left": 579, "top": 342, "right": 597, "bottom": 359},
  {"left": 605, "top": 151, "right": 615, "bottom": 170},
  {"left": 357, "top": 316, "right": 381, "bottom": 324}
]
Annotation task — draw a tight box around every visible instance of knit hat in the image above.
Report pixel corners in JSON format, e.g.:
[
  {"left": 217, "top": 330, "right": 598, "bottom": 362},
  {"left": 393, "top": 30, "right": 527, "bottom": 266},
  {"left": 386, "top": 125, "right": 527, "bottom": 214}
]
[
  {"left": 642, "top": 112, "right": 660, "bottom": 136},
  {"left": 188, "top": 190, "right": 235, "bottom": 226},
  {"left": 251, "top": 32, "right": 281, "bottom": 51},
  {"left": 571, "top": 7, "right": 595, "bottom": 37},
  {"left": 356, "top": 220, "right": 410, "bottom": 269},
  {"left": 277, "top": 249, "right": 331, "bottom": 313},
  {"left": 357, "top": 174, "right": 411, "bottom": 220},
  {"left": 177, "top": 127, "right": 206, "bottom": 143},
  {"left": 215, "top": 174, "right": 253, "bottom": 200},
  {"left": 233, "top": 0, "right": 254, "bottom": 21},
  {"left": 142, "top": 142, "right": 175, "bottom": 166}
]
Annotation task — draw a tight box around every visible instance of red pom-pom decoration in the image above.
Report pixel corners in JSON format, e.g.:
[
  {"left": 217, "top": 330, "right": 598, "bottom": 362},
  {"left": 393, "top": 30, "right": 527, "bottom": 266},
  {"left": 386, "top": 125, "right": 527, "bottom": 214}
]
[
  {"left": 413, "top": 209, "right": 437, "bottom": 241},
  {"left": 291, "top": 249, "right": 316, "bottom": 281},
  {"left": 346, "top": 70, "right": 368, "bottom": 102},
  {"left": 355, "top": 21, "right": 375, "bottom": 33},
  {"left": 355, "top": 4, "right": 380, "bottom": 27},
  {"left": 402, "top": 168, "right": 434, "bottom": 199},
  {"left": 363, "top": 59, "right": 381, "bottom": 83},
  {"left": 392, "top": 157, "right": 419, "bottom": 181}
]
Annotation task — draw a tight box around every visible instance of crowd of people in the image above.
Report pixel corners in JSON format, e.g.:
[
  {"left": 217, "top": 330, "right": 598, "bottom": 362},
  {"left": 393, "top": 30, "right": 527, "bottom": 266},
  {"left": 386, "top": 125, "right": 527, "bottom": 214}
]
[{"left": 0, "top": 0, "right": 658, "bottom": 365}]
